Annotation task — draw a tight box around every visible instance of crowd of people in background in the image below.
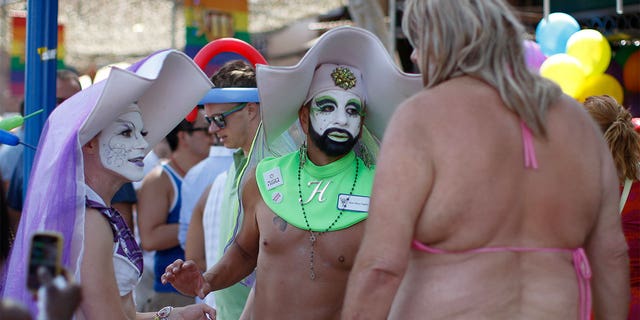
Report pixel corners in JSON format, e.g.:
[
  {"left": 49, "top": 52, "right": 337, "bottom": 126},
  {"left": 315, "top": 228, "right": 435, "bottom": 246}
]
[{"left": 0, "top": 0, "right": 637, "bottom": 319}]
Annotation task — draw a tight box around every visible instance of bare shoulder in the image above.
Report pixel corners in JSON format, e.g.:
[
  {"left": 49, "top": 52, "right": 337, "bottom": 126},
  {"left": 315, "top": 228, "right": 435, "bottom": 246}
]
[
  {"left": 84, "top": 207, "right": 112, "bottom": 238},
  {"left": 139, "top": 165, "right": 168, "bottom": 186},
  {"left": 83, "top": 207, "right": 116, "bottom": 265},
  {"left": 393, "top": 88, "right": 433, "bottom": 118},
  {"left": 552, "top": 94, "right": 592, "bottom": 121},
  {"left": 383, "top": 88, "right": 439, "bottom": 152},
  {"left": 137, "top": 165, "right": 171, "bottom": 196},
  {"left": 241, "top": 169, "right": 262, "bottom": 211},
  {"left": 548, "top": 94, "right": 604, "bottom": 147}
]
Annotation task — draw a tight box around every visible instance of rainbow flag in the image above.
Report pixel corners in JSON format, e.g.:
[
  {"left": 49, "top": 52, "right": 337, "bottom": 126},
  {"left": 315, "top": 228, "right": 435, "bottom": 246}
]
[
  {"left": 184, "top": 0, "right": 251, "bottom": 76},
  {"left": 10, "top": 15, "right": 66, "bottom": 96}
]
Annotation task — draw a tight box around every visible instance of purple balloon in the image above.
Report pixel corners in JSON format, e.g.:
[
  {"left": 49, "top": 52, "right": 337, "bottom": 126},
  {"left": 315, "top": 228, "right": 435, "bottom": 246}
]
[
  {"left": 626, "top": 91, "right": 640, "bottom": 117},
  {"left": 523, "top": 39, "right": 547, "bottom": 72},
  {"left": 606, "top": 59, "right": 623, "bottom": 83}
]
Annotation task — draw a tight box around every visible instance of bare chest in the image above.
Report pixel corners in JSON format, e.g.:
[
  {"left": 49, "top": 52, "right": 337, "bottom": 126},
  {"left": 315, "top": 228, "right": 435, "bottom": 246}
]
[{"left": 256, "top": 200, "right": 365, "bottom": 272}]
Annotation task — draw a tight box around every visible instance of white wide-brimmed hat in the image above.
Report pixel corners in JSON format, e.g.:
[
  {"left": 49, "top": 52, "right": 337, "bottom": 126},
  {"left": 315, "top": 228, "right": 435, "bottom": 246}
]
[
  {"left": 256, "top": 26, "right": 423, "bottom": 144},
  {"left": 64, "top": 49, "right": 212, "bottom": 151}
]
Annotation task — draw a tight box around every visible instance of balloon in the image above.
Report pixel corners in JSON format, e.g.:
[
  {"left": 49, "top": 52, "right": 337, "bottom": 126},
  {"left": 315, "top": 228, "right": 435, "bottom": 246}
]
[
  {"left": 0, "top": 129, "right": 20, "bottom": 146},
  {"left": 623, "top": 50, "right": 640, "bottom": 93},
  {"left": 193, "top": 38, "right": 267, "bottom": 70},
  {"left": 0, "top": 109, "right": 44, "bottom": 131},
  {"left": 606, "top": 59, "right": 623, "bottom": 83},
  {"left": 535, "top": 13, "right": 580, "bottom": 56},
  {"left": 632, "top": 118, "right": 640, "bottom": 133},
  {"left": 0, "top": 115, "right": 24, "bottom": 131},
  {"left": 626, "top": 92, "right": 640, "bottom": 116},
  {"left": 540, "top": 54, "right": 586, "bottom": 98},
  {"left": 186, "top": 38, "right": 268, "bottom": 122},
  {"left": 576, "top": 73, "right": 624, "bottom": 104},
  {"left": 523, "top": 39, "right": 547, "bottom": 72},
  {"left": 613, "top": 45, "right": 638, "bottom": 66},
  {"left": 566, "top": 29, "right": 611, "bottom": 77}
]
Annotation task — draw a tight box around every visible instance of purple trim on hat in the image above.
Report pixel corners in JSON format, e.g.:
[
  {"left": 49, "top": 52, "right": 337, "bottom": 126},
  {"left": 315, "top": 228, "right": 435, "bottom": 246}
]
[
  {"left": 127, "top": 48, "right": 179, "bottom": 73},
  {"left": 127, "top": 49, "right": 168, "bottom": 72}
]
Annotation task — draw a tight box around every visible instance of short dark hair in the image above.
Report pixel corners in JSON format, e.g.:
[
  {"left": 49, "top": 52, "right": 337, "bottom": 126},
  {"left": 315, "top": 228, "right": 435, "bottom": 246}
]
[
  {"left": 57, "top": 69, "right": 81, "bottom": 88},
  {"left": 165, "top": 119, "right": 196, "bottom": 151},
  {"left": 210, "top": 60, "right": 256, "bottom": 88}
]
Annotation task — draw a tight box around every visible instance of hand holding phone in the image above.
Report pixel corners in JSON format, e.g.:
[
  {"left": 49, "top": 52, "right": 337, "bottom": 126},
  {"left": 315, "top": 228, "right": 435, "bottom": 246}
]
[
  {"left": 36, "top": 266, "right": 82, "bottom": 320},
  {"left": 27, "top": 231, "right": 63, "bottom": 293}
]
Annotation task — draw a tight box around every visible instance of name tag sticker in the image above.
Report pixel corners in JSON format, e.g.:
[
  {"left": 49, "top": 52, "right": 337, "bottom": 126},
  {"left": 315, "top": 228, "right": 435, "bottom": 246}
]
[
  {"left": 337, "top": 194, "right": 370, "bottom": 212},
  {"left": 263, "top": 167, "right": 284, "bottom": 190}
]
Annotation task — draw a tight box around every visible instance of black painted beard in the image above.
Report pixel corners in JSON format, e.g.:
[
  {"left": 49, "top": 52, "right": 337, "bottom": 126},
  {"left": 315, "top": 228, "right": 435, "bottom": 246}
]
[{"left": 308, "top": 120, "right": 359, "bottom": 157}]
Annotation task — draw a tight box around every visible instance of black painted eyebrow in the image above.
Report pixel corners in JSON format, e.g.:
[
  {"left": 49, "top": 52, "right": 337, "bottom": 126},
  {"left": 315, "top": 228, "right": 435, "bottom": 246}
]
[
  {"left": 114, "top": 118, "right": 146, "bottom": 134},
  {"left": 314, "top": 95, "right": 337, "bottom": 106}
]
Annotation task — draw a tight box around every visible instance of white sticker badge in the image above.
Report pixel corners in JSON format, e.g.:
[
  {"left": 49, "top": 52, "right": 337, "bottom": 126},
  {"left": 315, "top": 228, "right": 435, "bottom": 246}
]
[
  {"left": 263, "top": 167, "right": 284, "bottom": 190},
  {"left": 271, "top": 192, "right": 283, "bottom": 203},
  {"left": 337, "top": 194, "right": 370, "bottom": 212}
]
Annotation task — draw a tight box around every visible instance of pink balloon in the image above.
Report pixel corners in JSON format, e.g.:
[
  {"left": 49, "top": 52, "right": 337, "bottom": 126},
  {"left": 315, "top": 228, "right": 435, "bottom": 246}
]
[{"left": 524, "top": 40, "right": 547, "bottom": 72}]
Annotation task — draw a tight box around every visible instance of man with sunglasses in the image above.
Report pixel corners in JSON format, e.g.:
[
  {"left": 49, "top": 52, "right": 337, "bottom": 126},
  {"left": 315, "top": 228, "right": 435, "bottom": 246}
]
[
  {"left": 202, "top": 63, "right": 260, "bottom": 154},
  {"left": 137, "top": 113, "right": 214, "bottom": 312}
]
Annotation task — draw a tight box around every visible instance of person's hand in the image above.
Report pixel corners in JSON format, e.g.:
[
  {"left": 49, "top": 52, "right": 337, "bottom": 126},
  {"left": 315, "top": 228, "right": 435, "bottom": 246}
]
[
  {"left": 161, "top": 259, "right": 206, "bottom": 298},
  {"left": 0, "top": 298, "right": 32, "bottom": 320},
  {"left": 37, "top": 267, "right": 82, "bottom": 320},
  {"left": 172, "top": 304, "right": 216, "bottom": 320}
]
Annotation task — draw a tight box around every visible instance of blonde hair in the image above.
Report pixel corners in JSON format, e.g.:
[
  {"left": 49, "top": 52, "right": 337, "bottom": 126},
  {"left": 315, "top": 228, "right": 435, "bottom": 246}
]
[
  {"left": 401, "top": 0, "right": 562, "bottom": 137},
  {"left": 584, "top": 95, "right": 640, "bottom": 183}
]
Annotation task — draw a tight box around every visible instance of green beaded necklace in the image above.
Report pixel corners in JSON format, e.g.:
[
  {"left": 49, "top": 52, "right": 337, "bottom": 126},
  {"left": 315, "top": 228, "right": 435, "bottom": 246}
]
[{"left": 297, "top": 145, "right": 360, "bottom": 280}]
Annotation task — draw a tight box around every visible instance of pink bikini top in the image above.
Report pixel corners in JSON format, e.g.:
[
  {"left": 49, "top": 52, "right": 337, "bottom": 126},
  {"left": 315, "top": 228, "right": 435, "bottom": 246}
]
[{"left": 411, "top": 121, "right": 592, "bottom": 320}]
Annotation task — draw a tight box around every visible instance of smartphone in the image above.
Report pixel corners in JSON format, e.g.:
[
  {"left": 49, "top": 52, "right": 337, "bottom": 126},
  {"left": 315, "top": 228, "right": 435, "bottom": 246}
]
[{"left": 27, "top": 231, "right": 63, "bottom": 293}]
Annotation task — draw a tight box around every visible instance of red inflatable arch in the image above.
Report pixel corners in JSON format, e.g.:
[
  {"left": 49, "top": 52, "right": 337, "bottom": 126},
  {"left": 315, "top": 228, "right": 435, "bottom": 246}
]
[{"left": 186, "top": 38, "right": 267, "bottom": 122}]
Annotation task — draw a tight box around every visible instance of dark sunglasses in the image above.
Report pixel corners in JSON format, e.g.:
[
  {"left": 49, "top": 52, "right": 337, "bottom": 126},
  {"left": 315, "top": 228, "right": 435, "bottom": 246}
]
[{"left": 204, "top": 102, "right": 248, "bottom": 129}]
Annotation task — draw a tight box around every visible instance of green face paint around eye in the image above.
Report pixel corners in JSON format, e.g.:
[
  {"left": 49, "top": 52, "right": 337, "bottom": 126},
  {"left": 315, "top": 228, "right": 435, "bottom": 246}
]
[{"left": 346, "top": 98, "right": 365, "bottom": 117}]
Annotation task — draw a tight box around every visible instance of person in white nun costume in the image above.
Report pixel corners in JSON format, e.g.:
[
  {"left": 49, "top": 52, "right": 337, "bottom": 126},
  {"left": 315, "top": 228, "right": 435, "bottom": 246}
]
[{"left": 1, "top": 49, "right": 217, "bottom": 320}]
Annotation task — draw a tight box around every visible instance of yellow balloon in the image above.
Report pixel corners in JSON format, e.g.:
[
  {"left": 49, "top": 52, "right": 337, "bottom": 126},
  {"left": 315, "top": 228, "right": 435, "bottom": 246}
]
[
  {"left": 576, "top": 73, "right": 624, "bottom": 104},
  {"left": 540, "top": 53, "right": 586, "bottom": 98},
  {"left": 566, "top": 29, "right": 611, "bottom": 77}
]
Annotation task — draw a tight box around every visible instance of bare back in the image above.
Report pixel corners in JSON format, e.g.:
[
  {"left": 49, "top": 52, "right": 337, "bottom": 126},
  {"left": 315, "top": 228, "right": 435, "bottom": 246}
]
[
  {"left": 366, "top": 76, "right": 626, "bottom": 319},
  {"left": 246, "top": 175, "right": 365, "bottom": 319}
]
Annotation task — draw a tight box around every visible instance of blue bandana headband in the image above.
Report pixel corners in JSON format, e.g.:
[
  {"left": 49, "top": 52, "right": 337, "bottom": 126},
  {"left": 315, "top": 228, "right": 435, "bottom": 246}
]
[{"left": 199, "top": 87, "right": 260, "bottom": 104}]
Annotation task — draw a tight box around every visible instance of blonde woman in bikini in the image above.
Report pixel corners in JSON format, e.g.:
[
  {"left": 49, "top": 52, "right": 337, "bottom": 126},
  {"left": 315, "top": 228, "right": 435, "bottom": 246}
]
[{"left": 343, "top": 1, "right": 629, "bottom": 319}]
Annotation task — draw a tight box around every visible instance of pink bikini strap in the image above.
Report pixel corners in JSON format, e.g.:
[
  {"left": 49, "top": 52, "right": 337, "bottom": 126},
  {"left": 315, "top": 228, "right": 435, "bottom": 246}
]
[
  {"left": 521, "top": 121, "right": 538, "bottom": 169},
  {"left": 411, "top": 240, "right": 446, "bottom": 253},
  {"left": 572, "top": 248, "right": 592, "bottom": 320},
  {"left": 411, "top": 240, "right": 592, "bottom": 320},
  {"left": 412, "top": 240, "right": 571, "bottom": 254}
]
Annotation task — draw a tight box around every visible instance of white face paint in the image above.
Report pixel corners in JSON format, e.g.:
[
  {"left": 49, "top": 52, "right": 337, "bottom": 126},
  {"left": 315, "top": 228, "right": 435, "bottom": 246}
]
[
  {"left": 309, "top": 89, "right": 363, "bottom": 142},
  {"left": 98, "top": 108, "right": 149, "bottom": 181}
]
